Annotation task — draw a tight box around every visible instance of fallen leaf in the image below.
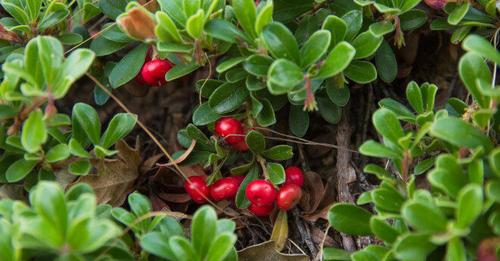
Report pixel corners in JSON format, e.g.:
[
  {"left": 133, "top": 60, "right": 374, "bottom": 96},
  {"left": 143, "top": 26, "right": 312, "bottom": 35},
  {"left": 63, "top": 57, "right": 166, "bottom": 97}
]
[
  {"left": 270, "top": 210, "right": 288, "bottom": 251},
  {"left": 75, "top": 140, "right": 141, "bottom": 206},
  {"left": 238, "top": 241, "right": 308, "bottom": 261}
]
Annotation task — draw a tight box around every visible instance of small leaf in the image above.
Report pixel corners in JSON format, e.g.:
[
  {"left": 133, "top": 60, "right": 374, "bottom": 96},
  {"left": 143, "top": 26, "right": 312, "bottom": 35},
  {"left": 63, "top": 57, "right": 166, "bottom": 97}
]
[
  {"left": 322, "top": 15, "right": 347, "bottom": 48},
  {"left": 191, "top": 206, "right": 217, "bottom": 257},
  {"left": 351, "top": 31, "right": 383, "bottom": 59},
  {"left": 21, "top": 110, "right": 47, "bottom": 153},
  {"left": 328, "top": 203, "right": 373, "bottom": 236},
  {"left": 430, "top": 117, "right": 493, "bottom": 151},
  {"left": 448, "top": 3, "right": 470, "bottom": 25},
  {"left": 375, "top": 40, "right": 397, "bottom": 83},
  {"left": 372, "top": 108, "right": 404, "bottom": 146},
  {"left": 289, "top": 105, "right": 309, "bottom": 137},
  {"left": 344, "top": 61, "right": 377, "bottom": 84},
  {"left": 402, "top": 201, "right": 447, "bottom": 233},
  {"left": 100, "top": 113, "right": 137, "bottom": 149},
  {"left": 267, "top": 162, "right": 285, "bottom": 185},
  {"left": 262, "top": 145, "right": 293, "bottom": 161},
  {"left": 6, "top": 159, "right": 37, "bottom": 182},
  {"left": 45, "top": 144, "right": 70, "bottom": 163},
  {"left": 109, "top": 44, "right": 148, "bottom": 88},
  {"left": 186, "top": 10, "right": 205, "bottom": 39},
  {"left": 208, "top": 82, "right": 249, "bottom": 114},
  {"left": 299, "top": 30, "right": 331, "bottom": 68},
  {"left": 166, "top": 63, "right": 200, "bottom": 81},
  {"left": 69, "top": 159, "right": 92, "bottom": 176},
  {"left": 245, "top": 130, "right": 266, "bottom": 154},
  {"left": 267, "top": 59, "right": 303, "bottom": 94},
  {"left": 316, "top": 41, "right": 356, "bottom": 79},
  {"left": 192, "top": 103, "right": 220, "bottom": 126},
  {"left": 456, "top": 184, "right": 483, "bottom": 228},
  {"left": 262, "top": 22, "right": 300, "bottom": 63}
]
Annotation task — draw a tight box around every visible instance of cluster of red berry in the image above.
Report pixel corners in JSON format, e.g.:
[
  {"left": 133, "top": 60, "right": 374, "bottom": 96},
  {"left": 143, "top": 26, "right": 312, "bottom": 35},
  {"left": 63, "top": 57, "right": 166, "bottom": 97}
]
[
  {"left": 135, "top": 50, "right": 173, "bottom": 87},
  {"left": 184, "top": 166, "right": 304, "bottom": 216}
]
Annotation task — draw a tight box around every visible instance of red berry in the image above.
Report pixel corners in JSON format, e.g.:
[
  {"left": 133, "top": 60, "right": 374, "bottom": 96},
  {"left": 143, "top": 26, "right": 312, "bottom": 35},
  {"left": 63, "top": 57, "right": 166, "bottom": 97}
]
[
  {"left": 140, "top": 59, "right": 172, "bottom": 87},
  {"left": 215, "top": 117, "right": 245, "bottom": 145},
  {"left": 284, "top": 166, "right": 304, "bottom": 187},
  {"left": 276, "top": 184, "right": 302, "bottom": 211},
  {"left": 184, "top": 176, "right": 210, "bottom": 204},
  {"left": 232, "top": 140, "right": 249, "bottom": 152},
  {"left": 233, "top": 175, "right": 245, "bottom": 185},
  {"left": 245, "top": 180, "right": 276, "bottom": 206},
  {"left": 209, "top": 177, "right": 240, "bottom": 201},
  {"left": 248, "top": 203, "right": 274, "bottom": 217}
]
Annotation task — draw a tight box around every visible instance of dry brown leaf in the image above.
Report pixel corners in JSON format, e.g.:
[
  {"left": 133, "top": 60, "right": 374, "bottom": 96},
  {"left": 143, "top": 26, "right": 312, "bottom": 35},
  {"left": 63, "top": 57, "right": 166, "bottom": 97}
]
[
  {"left": 270, "top": 210, "right": 289, "bottom": 251},
  {"left": 238, "top": 241, "right": 308, "bottom": 261},
  {"left": 75, "top": 140, "right": 141, "bottom": 206},
  {"left": 299, "top": 171, "right": 325, "bottom": 213},
  {"left": 117, "top": 7, "right": 156, "bottom": 41}
]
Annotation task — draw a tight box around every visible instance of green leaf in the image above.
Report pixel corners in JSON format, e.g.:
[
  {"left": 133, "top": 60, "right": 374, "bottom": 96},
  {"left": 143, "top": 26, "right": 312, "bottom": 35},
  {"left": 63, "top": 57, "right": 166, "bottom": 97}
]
[
  {"left": 99, "top": 0, "right": 128, "bottom": 19},
  {"left": 323, "top": 248, "right": 351, "bottom": 261},
  {"left": 300, "top": 30, "right": 331, "bottom": 68},
  {"left": 155, "top": 11, "right": 182, "bottom": 43},
  {"left": 402, "top": 201, "right": 447, "bottom": 233},
  {"left": 204, "top": 19, "right": 249, "bottom": 44},
  {"left": 430, "top": 117, "right": 493, "bottom": 151},
  {"left": 191, "top": 206, "right": 217, "bottom": 257},
  {"left": 267, "top": 59, "right": 303, "bottom": 94},
  {"left": 186, "top": 9, "right": 205, "bottom": 39},
  {"left": 255, "top": 98, "right": 276, "bottom": 127},
  {"left": 208, "top": 82, "right": 249, "bottom": 114},
  {"left": 6, "top": 159, "right": 37, "bottom": 182},
  {"left": 342, "top": 10, "right": 362, "bottom": 41},
  {"left": 232, "top": 0, "right": 257, "bottom": 38},
  {"left": 216, "top": 57, "right": 246, "bottom": 73},
  {"left": 68, "top": 159, "right": 92, "bottom": 176},
  {"left": 445, "top": 238, "right": 466, "bottom": 261},
  {"left": 322, "top": 15, "right": 347, "bottom": 48},
  {"left": 205, "top": 233, "right": 237, "bottom": 261},
  {"left": 372, "top": 108, "right": 404, "bottom": 145},
  {"left": 359, "top": 140, "right": 402, "bottom": 159},
  {"left": 73, "top": 103, "right": 101, "bottom": 145},
  {"left": 316, "top": 41, "right": 356, "bottom": 79},
  {"left": 267, "top": 162, "right": 286, "bottom": 185},
  {"left": 372, "top": 185, "right": 405, "bottom": 212},
  {"left": 394, "top": 233, "right": 436, "bottom": 261},
  {"left": 400, "top": 9, "right": 427, "bottom": 31},
  {"left": 45, "top": 144, "right": 70, "bottom": 163},
  {"left": 21, "top": 110, "right": 47, "bottom": 153},
  {"left": 448, "top": 3, "right": 470, "bottom": 25},
  {"left": 351, "top": 31, "right": 383, "bottom": 59},
  {"left": 262, "top": 145, "right": 293, "bottom": 161},
  {"left": 166, "top": 63, "right": 200, "bottom": 81},
  {"left": 456, "top": 184, "right": 482, "bottom": 228},
  {"left": 100, "top": 113, "right": 137, "bottom": 149},
  {"left": 289, "top": 105, "right": 309, "bottom": 137},
  {"left": 192, "top": 103, "right": 220, "bottom": 126},
  {"left": 243, "top": 55, "right": 273, "bottom": 77},
  {"left": 128, "top": 191, "right": 152, "bottom": 217},
  {"left": 369, "top": 21, "right": 395, "bottom": 37},
  {"left": 459, "top": 53, "right": 491, "bottom": 108},
  {"left": 328, "top": 203, "right": 373, "bottom": 236},
  {"left": 169, "top": 236, "right": 198, "bottom": 261},
  {"left": 109, "top": 44, "right": 148, "bottom": 88},
  {"left": 370, "top": 217, "right": 399, "bottom": 244},
  {"left": 344, "top": 61, "right": 377, "bottom": 84},
  {"left": 31, "top": 181, "right": 68, "bottom": 236},
  {"left": 317, "top": 95, "right": 342, "bottom": 124},
  {"left": 462, "top": 34, "right": 500, "bottom": 65},
  {"left": 375, "top": 40, "right": 397, "bottom": 83},
  {"left": 262, "top": 22, "right": 300, "bottom": 63},
  {"left": 141, "top": 232, "right": 176, "bottom": 260},
  {"left": 255, "top": 1, "right": 273, "bottom": 34},
  {"left": 245, "top": 130, "right": 266, "bottom": 154}
]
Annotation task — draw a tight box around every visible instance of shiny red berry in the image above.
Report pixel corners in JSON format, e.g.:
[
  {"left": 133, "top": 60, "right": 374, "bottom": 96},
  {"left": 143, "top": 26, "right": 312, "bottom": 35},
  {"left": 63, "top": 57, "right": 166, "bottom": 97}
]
[
  {"left": 140, "top": 59, "right": 172, "bottom": 87},
  {"left": 209, "top": 177, "right": 240, "bottom": 201},
  {"left": 215, "top": 117, "right": 245, "bottom": 145},
  {"left": 232, "top": 140, "right": 249, "bottom": 152},
  {"left": 245, "top": 180, "right": 276, "bottom": 206},
  {"left": 248, "top": 202, "right": 274, "bottom": 217},
  {"left": 276, "top": 184, "right": 302, "bottom": 211},
  {"left": 184, "top": 176, "right": 210, "bottom": 204},
  {"left": 284, "top": 166, "right": 304, "bottom": 187}
]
